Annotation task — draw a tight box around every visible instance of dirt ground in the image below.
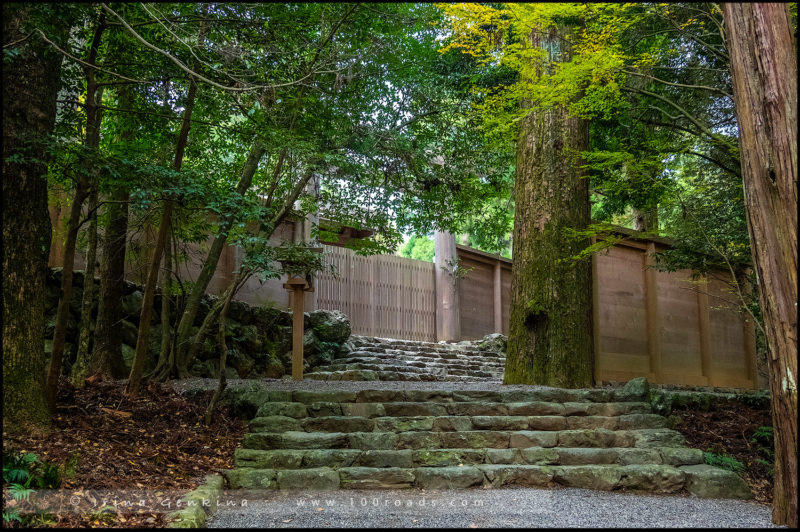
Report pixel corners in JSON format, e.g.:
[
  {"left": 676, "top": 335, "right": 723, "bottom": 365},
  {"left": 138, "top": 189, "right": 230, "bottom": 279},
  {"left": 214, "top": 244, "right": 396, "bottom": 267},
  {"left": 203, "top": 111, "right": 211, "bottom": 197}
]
[
  {"left": 670, "top": 400, "right": 773, "bottom": 504},
  {"left": 3, "top": 378, "right": 246, "bottom": 528}
]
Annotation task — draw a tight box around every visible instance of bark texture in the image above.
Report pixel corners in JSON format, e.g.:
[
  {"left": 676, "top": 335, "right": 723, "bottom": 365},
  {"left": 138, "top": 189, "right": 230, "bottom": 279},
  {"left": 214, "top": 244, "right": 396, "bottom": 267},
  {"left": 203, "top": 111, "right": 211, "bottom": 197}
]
[
  {"left": 2, "top": 5, "right": 66, "bottom": 433},
  {"left": 504, "top": 25, "right": 593, "bottom": 388},
  {"left": 723, "top": 3, "right": 797, "bottom": 526}
]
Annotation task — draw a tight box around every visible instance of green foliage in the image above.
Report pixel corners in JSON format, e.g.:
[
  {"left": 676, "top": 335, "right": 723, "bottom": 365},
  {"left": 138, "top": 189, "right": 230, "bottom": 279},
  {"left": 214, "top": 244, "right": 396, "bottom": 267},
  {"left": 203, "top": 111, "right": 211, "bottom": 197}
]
[
  {"left": 399, "top": 236, "right": 435, "bottom": 262},
  {"left": 750, "top": 425, "right": 774, "bottom": 478},
  {"left": 703, "top": 451, "right": 745, "bottom": 475},
  {"left": 2, "top": 451, "right": 61, "bottom": 526},
  {"left": 2, "top": 451, "right": 61, "bottom": 489}
]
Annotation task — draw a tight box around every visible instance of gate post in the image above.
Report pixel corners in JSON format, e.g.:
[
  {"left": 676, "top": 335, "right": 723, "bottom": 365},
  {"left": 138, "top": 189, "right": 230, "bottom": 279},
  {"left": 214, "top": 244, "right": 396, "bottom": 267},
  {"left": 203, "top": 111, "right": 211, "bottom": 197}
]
[{"left": 434, "top": 231, "right": 461, "bottom": 342}]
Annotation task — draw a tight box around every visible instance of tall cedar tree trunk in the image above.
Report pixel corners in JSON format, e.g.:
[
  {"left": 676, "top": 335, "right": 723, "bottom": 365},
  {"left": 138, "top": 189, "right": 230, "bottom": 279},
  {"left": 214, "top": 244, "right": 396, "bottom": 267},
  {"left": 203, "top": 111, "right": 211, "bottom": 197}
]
[
  {"left": 170, "top": 142, "right": 266, "bottom": 378},
  {"left": 2, "top": 5, "right": 67, "bottom": 433},
  {"left": 45, "top": 14, "right": 106, "bottom": 409},
  {"left": 504, "top": 25, "right": 593, "bottom": 387},
  {"left": 74, "top": 81, "right": 105, "bottom": 377},
  {"left": 723, "top": 3, "right": 797, "bottom": 526}
]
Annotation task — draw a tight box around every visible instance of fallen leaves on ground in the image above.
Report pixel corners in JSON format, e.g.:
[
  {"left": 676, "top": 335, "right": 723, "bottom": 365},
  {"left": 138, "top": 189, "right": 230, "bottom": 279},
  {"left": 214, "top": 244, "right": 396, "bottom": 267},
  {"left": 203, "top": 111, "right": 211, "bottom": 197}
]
[
  {"left": 3, "top": 377, "right": 246, "bottom": 528},
  {"left": 671, "top": 401, "right": 773, "bottom": 503}
]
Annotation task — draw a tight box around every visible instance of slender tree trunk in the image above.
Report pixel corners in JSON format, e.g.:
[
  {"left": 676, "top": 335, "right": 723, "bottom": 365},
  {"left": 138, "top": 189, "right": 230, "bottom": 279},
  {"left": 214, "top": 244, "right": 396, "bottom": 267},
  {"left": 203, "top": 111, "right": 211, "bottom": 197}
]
[
  {"left": 157, "top": 232, "right": 173, "bottom": 369},
  {"left": 204, "top": 279, "right": 238, "bottom": 427},
  {"left": 46, "top": 182, "right": 88, "bottom": 408},
  {"left": 504, "top": 25, "right": 593, "bottom": 387},
  {"left": 723, "top": 3, "right": 797, "bottom": 526},
  {"left": 73, "top": 184, "right": 99, "bottom": 375},
  {"left": 73, "top": 79, "right": 105, "bottom": 380},
  {"left": 2, "top": 5, "right": 67, "bottom": 434},
  {"left": 171, "top": 142, "right": 266, "bottom": 377},
  {"left": 127, "top": 78, "right": 198, "bottom": 395},
  {"left": 45, "top": 12, "right": 107, "bottom": 409},
  {"left": 86, "top": 181, "right": 130, "bottom": 382}
]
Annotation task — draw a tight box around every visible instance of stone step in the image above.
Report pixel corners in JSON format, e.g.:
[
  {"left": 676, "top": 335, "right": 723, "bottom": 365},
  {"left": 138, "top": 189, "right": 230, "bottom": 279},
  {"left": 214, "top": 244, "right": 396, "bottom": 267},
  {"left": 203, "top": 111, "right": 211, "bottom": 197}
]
[
  {"left": 304, "top": 371, "right": 500, "bottom": 382},
  {"left": 224, "top": 462, "right": 749, "bottom": 497},
  {"left": 237, "top": 389, "right": 644, "bottom": 406},
  {"left": 248, "top": 413, "right": 667, "bottom": 434},
  {"left": 323, "top": 363, "right": 499, "bottom": 378},
  {"left": 340, "top": 350, "right": 506, "bottom": 366},
  {"left": 349, "top": 341, "right": 505, "bottom": 358},
  {"left": 242, "top": 428, "right": 686, "bottom": 451},
  {"left": 335, "top": 352, "right": 506, "bottom": 367},
  {"left": 234, "top": 445, "right": 703, "bottom": 470},
  {"left": 252, "top": 401, "right": 653, "bottom": 420}
]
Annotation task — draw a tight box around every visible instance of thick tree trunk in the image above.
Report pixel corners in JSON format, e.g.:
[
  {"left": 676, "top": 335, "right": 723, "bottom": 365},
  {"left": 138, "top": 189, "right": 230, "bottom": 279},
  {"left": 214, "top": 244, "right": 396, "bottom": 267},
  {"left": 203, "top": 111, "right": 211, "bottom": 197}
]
[
  {"left": 723, "top": 3, "right": 797, "bottom": 526},
  {"left": 157, "top": 233, "right": 173, "bottom": 369},
  {"left": 633, "top": 206, "right": 658, "bottom": 233},
  {"left": 171, "top": 142, "right": 266, "bottom": 378},
  {"left": 86, "top": 84, "right": 134, "bottom": 383},
  {"left": 2, "top": 5, "right": 66, "bottom": 434},
  {"left": 504, "top": 25, "right": 593, "bottom": 388}
]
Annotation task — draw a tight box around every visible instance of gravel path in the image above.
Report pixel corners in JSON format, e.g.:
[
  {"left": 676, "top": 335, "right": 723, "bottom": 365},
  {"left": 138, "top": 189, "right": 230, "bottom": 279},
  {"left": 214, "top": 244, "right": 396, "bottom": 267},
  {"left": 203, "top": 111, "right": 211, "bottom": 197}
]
[{"left": 207, "top": 487, "right": 779, "bottom": 528}]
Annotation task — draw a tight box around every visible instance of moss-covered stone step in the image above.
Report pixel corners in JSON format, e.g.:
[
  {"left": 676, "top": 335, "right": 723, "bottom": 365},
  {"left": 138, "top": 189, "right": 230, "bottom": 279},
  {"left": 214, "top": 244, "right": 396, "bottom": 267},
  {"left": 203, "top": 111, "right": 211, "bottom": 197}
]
[
  {"left": 223, "top": 463, "right": 750, "bottom": 497},
  {"left": 241, "top": 388, "right": 647, "bottom": 405},
  {"left": 327, "top": 360, "right": 503, "bottom": 375},
  {"left": 242, "top": 428, "right": 686, "bottom": 451},
  {"left": 248, "top": 413, "right": 667, "bottom": 434},
  {"left": 342, "top": 350, "right": 506, "bottom": 365},
  {"left": 234, "top": 446, "right": 703, "bottom": 470},
  {"left": 251, "top": 401, "right": 655, "bottom": 420}
]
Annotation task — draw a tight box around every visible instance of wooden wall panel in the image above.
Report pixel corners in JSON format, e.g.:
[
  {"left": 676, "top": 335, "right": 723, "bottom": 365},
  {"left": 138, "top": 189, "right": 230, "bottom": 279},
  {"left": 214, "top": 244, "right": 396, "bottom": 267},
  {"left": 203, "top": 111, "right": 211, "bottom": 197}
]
[
  {"left": 706, "top": 275, "right": 756, "bottom": 388},
  {"left": 594, "top": 245, "right": 649, "bottom": 381},
  {"left": 458, "top": 256, "right": 495, "bottom": 340},
  {"left": 656, "top": 269, "right": 704, "bottom": 380}
]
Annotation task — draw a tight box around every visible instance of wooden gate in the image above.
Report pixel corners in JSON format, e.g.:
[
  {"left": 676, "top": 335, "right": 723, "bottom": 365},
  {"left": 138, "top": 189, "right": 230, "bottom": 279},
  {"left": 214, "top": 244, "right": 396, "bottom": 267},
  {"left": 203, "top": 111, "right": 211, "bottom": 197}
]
[{"left": 316, "top": 245, "right": 436, "bottom": 341}]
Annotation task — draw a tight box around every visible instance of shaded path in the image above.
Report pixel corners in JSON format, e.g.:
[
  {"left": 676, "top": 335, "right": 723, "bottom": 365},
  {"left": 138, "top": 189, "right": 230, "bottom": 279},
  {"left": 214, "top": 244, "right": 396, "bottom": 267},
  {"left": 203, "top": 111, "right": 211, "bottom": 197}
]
[{"left": 208, "top": 487, "right": 778, "bottom": 528}]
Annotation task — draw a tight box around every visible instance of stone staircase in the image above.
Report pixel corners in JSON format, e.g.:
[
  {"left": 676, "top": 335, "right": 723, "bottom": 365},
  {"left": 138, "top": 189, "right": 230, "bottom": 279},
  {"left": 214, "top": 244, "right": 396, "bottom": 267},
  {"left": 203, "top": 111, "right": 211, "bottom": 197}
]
[
  {"left": 305, "top": 335, "right": 506, "bottom": 382},
  {"left": 223, "top": 381, "right": 752, "bottom": 498}
]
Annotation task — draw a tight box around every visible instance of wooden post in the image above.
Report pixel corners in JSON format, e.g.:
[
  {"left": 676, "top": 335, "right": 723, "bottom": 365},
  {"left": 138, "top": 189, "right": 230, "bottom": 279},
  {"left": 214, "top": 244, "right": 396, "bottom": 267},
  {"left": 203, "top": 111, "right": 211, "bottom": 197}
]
[
  {"left": 696, "top": 276, "right": 713, "bottom": 386},
  {"left": 591, "top": 236, "right": 601, "bottom": 383},
  {"left": 493, "top": 261, "right": 502, "bottom": 333},
  {"left": 434, "top": 231, "right": 460, "bottom": 342},
  {"left": 644, "top": 242, "right": 662, "bottom": 382},
  {"left": 284, "top": 276, "right": 311, "bottom": 381}
]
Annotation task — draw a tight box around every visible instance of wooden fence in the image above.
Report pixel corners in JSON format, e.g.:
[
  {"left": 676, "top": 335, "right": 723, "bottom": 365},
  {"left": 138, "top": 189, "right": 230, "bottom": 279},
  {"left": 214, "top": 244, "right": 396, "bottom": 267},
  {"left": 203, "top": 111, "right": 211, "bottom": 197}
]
[
  {"left": 317, "top": 245, "right": 437, "bottom": 341},
  {"left": 48, "top": 185, "right": 759, "bottom": 389},
  {"left": 314, "top": 238, "right": 760, "bottom": 389}
]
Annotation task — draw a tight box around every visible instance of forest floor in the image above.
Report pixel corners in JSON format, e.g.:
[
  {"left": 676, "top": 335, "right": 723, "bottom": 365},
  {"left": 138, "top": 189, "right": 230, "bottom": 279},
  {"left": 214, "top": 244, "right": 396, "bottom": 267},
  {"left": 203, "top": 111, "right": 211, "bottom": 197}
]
[
  {"left": 2, "top": 380, "right": 774, "bottom": 528},
  {"left": 2, "top": 378, "right": 246, "bottom": 528},
  {"left": 670, "top": 400, "right": 774, "bottom": 504}
]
